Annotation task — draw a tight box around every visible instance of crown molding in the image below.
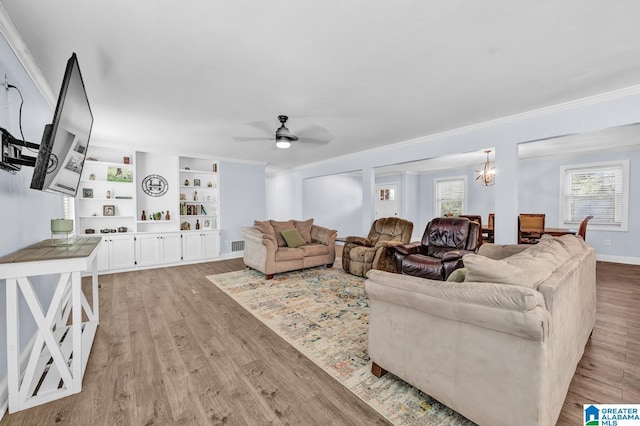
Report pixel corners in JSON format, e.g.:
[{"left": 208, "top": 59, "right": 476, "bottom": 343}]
[{"left": 0, "top": 3, "right": 55, "bottom": 107}]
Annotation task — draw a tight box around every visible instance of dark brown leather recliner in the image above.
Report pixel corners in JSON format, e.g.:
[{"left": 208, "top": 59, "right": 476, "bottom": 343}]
[{"left": 394, "top": 217, "right": 480, "bottom": 280}]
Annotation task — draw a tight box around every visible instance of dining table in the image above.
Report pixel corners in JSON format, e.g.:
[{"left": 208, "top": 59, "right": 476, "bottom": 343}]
[{"left": 482, "top": 226, "right": 577, "bottom": 240}]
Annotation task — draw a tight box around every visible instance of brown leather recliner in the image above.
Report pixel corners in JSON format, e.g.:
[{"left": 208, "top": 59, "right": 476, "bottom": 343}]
[
  {"left": 342, "top": 217, "right": 414, "bottom": 277},
  {"left": 394, "top": 217, "right": 480, "bottom": 280}
]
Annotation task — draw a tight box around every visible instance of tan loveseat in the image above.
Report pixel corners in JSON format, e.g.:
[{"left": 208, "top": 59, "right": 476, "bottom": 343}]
[
  {"left": 242, "top": 219, "right": 337, "bottom": 279},
  {"left": 365, "top": 234, "right": 596, "bottom": 426}
]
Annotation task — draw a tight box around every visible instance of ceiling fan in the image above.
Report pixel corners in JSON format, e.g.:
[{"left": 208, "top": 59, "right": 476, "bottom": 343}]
[{"left": 233, "top": 115, "right": 332, "bottom": 149}]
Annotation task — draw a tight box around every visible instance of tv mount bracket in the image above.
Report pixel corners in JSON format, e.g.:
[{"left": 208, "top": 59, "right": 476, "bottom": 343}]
[{"left": 1, "top": 126, "right": 39, "bottom": 172}]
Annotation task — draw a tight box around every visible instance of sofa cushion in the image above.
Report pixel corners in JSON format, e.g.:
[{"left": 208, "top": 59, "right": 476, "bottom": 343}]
[
  {"left": 301, "top": 243, "right": 330, "bottom": 257},
  {"left": 447, "top": 267, "right": 467, "bottom": 282},
  {"left": 294, "top": 218, "right": 314, "bottom": 244},
  {"left": 271, "top": 220, "right": 296, "bottom": 247},
  {"left": 254, "top": 220, "right": 277, "bottom": 240},
  {"left": 275, "top": 247, "right": 305, "bottom": 261},
  {"left": 281, "top": 228, "right": 306, "bottom": 248},
  {"left": 540, "top": 233, "right": 584, "bottom": 257},
  {"left": 464, "top": 238, "right": 570, "bottom": 289}
]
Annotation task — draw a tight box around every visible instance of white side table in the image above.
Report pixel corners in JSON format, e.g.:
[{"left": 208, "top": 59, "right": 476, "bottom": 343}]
[{"left": 0, "top": 237, "right": 101, "bottom": 412}]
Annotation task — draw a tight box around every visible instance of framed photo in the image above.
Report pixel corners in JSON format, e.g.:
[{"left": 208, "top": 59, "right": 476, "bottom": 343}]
[
  {"left": 107, "top": 166, "right": 133, "bottom": 182},
  {"left": 194, "top": 178, "right": 201, "bottom": 187},
  {"left": 103, "top": 205, "right": 115, "bottom": 216},
  {"left": 82, "top": 188, "right": 93, "bottom": 198},
  {"left": 203, "top": 219, "right": 212, "bottom": 229}
]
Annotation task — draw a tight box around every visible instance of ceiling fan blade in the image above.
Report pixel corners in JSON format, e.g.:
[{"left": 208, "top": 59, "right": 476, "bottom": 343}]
[
  {"left": 296, "top": 124, "right": 333, "bottom": 144},
  {"left": 246, "top": 121, "right": 274, "bottom": 135},
  {"left": 232, "top": 136, "right": 271, "bottom": 142}
]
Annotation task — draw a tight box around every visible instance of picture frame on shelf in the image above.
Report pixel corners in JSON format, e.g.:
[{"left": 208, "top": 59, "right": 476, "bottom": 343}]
[
  {"left": 103, "top": 205, "right": 115, "bottom": 216},
  {"left": 82, "top": 188, "right": 93, "bottom": 198},
  {"left": 194, "top": 178, "right": 201, "bottom": 187},
  {"left": 203, "top": 219, "right": 212, "bottom": 229},
  {"left": 107, "top": 166, "right": 133, "bottom": 182}
]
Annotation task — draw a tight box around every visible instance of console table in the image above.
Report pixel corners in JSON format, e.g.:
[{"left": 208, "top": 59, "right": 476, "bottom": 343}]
[{"left": 0, "top": 237, "right": 101, "bottom": 412}]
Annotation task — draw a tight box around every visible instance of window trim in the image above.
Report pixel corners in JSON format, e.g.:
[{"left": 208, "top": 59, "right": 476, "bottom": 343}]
[
  {"left": 559, "top": 159, "right": 629, "bottom": 232},
  {"left": 433, "top": 176, "right": 467, "bottom": 218}
]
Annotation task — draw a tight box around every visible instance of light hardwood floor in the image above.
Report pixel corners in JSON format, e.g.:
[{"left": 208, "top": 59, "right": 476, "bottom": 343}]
[{"left": 1, "top": 257, "right": 638, "bottom": 425}]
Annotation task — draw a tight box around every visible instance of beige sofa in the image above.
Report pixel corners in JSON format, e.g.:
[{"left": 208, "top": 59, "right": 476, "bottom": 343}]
[
  {"left": 242, "top": 219, "right": 337, "bottom": 279},
  {"left": 365, "top": 234, "right": 596, "bottom": 426}
]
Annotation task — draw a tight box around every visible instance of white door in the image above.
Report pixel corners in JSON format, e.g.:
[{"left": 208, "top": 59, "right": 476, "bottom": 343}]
[{"left": 375, "top": 183, "right": 399, "bottom": 219}]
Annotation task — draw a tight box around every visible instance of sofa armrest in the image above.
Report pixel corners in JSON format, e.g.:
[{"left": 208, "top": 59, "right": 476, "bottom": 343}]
[
  {"left": 394, "top": 242, "right": 422, "bottom": 256},
  {"left": 242, "top": 226, "right": 277, "bottom": 247},
  {"left": 345, "top": 235, "right": 371, "bottom": 246},
  {"left": 311, "top": 224, "right": 337, "bottom": 246},
  {"left": 442, "top": 249, "right": 475, "bottom": 262},
  {"left": 365, "top": 269, "right": 548, "bottom": 341}
]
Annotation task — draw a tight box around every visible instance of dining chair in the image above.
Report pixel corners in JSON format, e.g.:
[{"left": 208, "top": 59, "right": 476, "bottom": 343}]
[
  {"left": 483, "top": 213, "right": 495, "bottom": 243},
  {"left": 578, "top": 215, "right": 593, "bottom": 240},
  {"left": 459, "top": 214, "right": 483, "bottom": 247},
  {"left": 518, "top": 213, "right": 545, "bottom": 244}
]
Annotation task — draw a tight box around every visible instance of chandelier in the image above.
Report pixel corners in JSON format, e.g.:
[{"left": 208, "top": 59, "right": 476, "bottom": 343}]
[{"left": 475, "top": 150, "right": 495, "bottom": 186}]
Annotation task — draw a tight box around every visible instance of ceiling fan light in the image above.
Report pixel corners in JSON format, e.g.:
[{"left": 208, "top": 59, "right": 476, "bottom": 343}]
[{"left": 276, "top": 137, "right": 291, "bottom": 149}]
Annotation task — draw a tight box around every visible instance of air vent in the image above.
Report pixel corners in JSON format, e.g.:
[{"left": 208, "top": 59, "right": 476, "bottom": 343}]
[{"left": 231, "top": 240, "right": 244, "bottom": 252}]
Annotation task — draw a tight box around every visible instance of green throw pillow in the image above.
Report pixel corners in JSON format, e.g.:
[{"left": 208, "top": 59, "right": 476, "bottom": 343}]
[
  {"left": 446, "top": 267, "right": 467, "bottom": 283},
  {"left": 281, "top": 228, "right": 306, "bottom": 248}
]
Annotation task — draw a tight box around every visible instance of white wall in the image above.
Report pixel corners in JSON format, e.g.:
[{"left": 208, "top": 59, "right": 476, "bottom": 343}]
[
  {"left": 219, "top": 161, "right": 265, "bottom": 254},
  {"left": 302, "top": 172, "right": 362, "bottom": 237},
  {"left": 1, "top": 34, "right": 63, "bottom": 411}
]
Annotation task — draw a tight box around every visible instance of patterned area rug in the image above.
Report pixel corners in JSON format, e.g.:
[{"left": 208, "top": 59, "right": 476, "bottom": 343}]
[{"left": 207, "top": 265, "right": 475, "bottom": 425}]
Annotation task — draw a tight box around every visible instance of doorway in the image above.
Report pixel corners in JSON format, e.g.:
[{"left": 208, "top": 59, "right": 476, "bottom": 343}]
[{"left": 375, "top": 183, "right": 399, "bottom": 219}]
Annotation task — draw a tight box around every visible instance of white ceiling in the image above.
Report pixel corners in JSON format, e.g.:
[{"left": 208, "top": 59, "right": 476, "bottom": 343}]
[{"left": 3, "top": 1, "right": 640, "bottom": 173}]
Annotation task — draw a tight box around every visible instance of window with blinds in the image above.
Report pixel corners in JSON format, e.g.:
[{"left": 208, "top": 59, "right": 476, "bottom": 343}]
[
  {"left": 560, "top": 160, "right": 629, "bottom": 231},
  {"left": 63, "top": 195, "right": 75, "bottom": 226},
  {"left": 434, "top": 177, "right": 466, "bottom": 217}
]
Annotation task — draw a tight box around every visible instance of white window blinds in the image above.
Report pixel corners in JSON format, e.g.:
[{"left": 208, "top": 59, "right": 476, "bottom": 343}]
[
  {"left": 435, "top": 177, "right": 465, "bottom": 217},
  {"left": 561, "top": 160, "right": 628, "bottom": 229}
]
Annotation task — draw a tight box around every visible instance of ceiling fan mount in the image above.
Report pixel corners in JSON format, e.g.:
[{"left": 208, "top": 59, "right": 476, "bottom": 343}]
[{"left": 275, "top": 115, "right": 298, "bottom": 148}]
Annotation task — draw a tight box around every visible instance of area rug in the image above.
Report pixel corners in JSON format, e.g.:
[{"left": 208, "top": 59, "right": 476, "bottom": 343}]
[{"left": 207, "top": 265, "right": 475, "bottom": 426}]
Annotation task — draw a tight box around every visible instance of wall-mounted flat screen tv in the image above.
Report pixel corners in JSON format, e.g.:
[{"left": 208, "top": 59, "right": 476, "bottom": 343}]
[{"left": 30, "top": 53, "right": 93, "bottom": 197}]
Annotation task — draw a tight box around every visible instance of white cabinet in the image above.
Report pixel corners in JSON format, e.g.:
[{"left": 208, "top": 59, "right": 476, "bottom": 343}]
[
  {"left": 97, "top": 234, "right": 136, "bottom": 271},
  {"left": 135, "top": 233, "right": 182, "bottom": 266},
  {"left": 182, "top": 230, "right": 220, "bottom": 261}
]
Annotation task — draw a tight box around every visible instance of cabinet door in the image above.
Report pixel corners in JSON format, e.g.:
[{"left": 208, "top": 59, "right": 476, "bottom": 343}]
[
  {"left": 182, "top": 233, "right": 202, "bottom": 261},
  {"left": 135, "top": 234, "right": 161, "bottom": 266},
  {"left": 202, "top": 231, "right": 219, "bottom": 259},
  {"left": 109, "top": 235, "right": 136, "bottom": 269},
  {"left": 96, "top": 237, "right": 110, "bottom": 271},
  {"left": 161, "top": 233, "right": 183, "bottom": 263}
]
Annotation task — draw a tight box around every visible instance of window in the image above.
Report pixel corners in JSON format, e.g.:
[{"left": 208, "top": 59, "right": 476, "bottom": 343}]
[
  {"left": 434, "top": 177, "right": 466, "bottom": 217},
  {"left": 63, "top": 195, "right": 75, "bottom": 227},
  {"left": 560, "top": 160, "right": 629, "bottom": 231}
]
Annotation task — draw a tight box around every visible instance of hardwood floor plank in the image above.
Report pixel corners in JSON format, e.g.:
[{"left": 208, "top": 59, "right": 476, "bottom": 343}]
[{"left": 3, "top": 257, "right": 640, "bottom": 425}]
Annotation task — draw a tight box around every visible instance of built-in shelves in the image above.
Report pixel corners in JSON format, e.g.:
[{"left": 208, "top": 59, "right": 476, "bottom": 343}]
[{"left": 74, "top": 147, "right": 221, "bottom": 270}]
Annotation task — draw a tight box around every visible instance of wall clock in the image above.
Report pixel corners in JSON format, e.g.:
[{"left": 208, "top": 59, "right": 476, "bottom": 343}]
[{"left": 141, "top": 174, "right": 168, "bottom": 197}]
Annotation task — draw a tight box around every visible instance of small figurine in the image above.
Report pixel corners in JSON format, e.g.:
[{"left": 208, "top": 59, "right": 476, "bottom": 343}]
[
  {"left": 193, "top": 190, "right": 198, "bottom": 201},
  {"left": 106, "top": 190, "right": 112, "bottom": 199},
  {"left": 89, "top": 173, "right": 96, "bottom": 180},
  {"left": 196, "top": 219, "right": 200, "bottom": 230},
  {"left": 207, "top": 181, "right": 213, "bottom": 187},
  {"left": 184, "top": 179, "right": 189, "bottom": 186},
  {"left": 141, "top": 210, "right": 146, "bottom": 221}
]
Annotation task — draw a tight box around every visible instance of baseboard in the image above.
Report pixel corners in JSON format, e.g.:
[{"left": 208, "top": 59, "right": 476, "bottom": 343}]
[
  {"left": 596, "top": 254, "right": 640, "bottom": 265},
  {"left": 0, "top": 331, "right": 38, "bottom": 420}
]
